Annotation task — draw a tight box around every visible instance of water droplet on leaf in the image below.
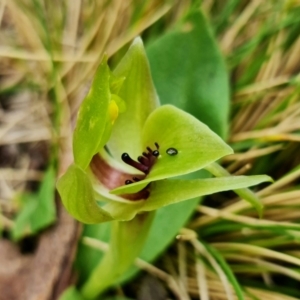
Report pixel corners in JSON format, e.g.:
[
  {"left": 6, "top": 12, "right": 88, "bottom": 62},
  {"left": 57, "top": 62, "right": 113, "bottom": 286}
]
[{"left": 166, "top": 148, "right": 178, "bottom": 156}]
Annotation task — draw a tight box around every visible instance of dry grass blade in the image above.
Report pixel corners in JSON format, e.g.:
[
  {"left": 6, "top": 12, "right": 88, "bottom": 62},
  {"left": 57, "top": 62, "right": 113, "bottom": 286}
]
[
  {"left": 212, "top": 243, "right": 300, "bottom": 267},
  {"left": 225, "top": 254, "right": 300, "bottom": 281},
  {"left": 191, "top": 239, "right": 235, "bottom": 300},
  {"left": 221, "top": 0, "right": 262, "bottom": 53},
  {"left": 191, "top": 205, "right": 300, "bottom": 230},
  {"left": 223, "top": 144, "right": 283, "bottom": 162},
  {"left": 245, "top": 287, "right": 299, "bottom": 300},
  {"left": 195, "top": 253, "right": 209, "bottom": 300},
  {"left": 178, "top": 241, "right": 190, "bottom": 299}
]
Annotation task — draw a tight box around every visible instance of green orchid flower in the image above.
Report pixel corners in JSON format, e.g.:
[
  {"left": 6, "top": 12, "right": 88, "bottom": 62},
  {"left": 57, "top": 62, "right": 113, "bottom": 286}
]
[
  {"left": 57, "top": 37, "right": 271, "bottom": 299},
  {"left": 58, "top": 38, "right": 270, "bottom": 225}
]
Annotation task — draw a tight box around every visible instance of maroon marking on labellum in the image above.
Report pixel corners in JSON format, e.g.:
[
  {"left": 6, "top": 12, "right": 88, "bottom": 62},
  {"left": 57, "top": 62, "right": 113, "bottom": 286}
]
[
  {"left": 90, "top": 154, "right": 148, "bottom": 201},
  {"left": 120, "top": 189, "right": 150, "bottom": 201},
  {"left": 91, "top": 143, "right": 162, "bottom": 202},
  {"left": 91, "top": 155, "right": 130, "bottom": 190}
]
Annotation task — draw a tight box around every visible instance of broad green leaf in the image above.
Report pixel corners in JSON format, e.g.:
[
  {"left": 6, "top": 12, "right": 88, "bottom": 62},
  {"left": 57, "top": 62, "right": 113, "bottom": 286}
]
[
  {"left": 105, "top": 175, "right": 272, "bottom": 221},
  {"left": 73, "top": 56, "right": 111, "bottom": 169},
  {"left": 147, "top": 10, "right": 229, "bottom": 139},
  {"left": 108, "top": 37, "right": 160, "bottom": 162},
  {"left": 111, "top": 105, "right": 233, "bottom": 195},
  {"left": 12, "top": 165, "right": 56, "bottom": 240},
  {"left": 57, "top": 164, "right": 112, "bottom": 224}
]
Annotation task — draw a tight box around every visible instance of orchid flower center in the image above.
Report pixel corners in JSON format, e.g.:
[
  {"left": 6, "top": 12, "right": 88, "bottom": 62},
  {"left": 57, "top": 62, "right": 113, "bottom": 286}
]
[
  {"left": 90, "top": 143, "right": 179, "bottom": 201},
  {"left": 121, "top": 143, "right": 159, "bottom": 184}
]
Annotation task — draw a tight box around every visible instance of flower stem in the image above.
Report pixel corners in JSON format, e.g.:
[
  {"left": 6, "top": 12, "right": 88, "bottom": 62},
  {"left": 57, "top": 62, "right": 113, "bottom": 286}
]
[{"left": 81, "top": 211, "right": 155, "bottom": 299}]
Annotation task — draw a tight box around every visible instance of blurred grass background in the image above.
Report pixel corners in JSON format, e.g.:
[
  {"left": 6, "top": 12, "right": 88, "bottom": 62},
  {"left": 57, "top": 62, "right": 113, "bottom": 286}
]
[{"left": 1, "top": 0, "right": 300, "bottom": 299}]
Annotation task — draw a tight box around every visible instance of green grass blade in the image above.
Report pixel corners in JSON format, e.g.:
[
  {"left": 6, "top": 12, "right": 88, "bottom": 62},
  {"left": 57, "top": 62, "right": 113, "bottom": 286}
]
[{"left": 201, "top": 241, "right": 245, "bottom": 300}]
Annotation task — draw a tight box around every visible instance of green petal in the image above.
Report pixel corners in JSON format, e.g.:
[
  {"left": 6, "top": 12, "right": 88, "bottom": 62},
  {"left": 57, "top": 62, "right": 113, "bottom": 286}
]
[
  {"left": 73, "top": 56, "right": 111, "bottom": 169},
  {"left": 108, "top": 37, "right": 159, "bottom": 162},
  {"left": 111, "top": 105, "right": 233, "bottom": 195},
  {"left": 143, "top": 175, "right": 272, "bottom": 211},
  {"left": 57, "top": 164, "right": 112, "bottom": 224},
  {"left": 105, "top": 175, "right": 272, "bottom": 221}
]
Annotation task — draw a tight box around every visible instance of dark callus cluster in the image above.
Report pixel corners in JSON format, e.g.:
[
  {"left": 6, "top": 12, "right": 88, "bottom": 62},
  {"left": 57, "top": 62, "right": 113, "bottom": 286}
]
[{"left": 122, "top": 143, "right": 160, "bottom": 184}]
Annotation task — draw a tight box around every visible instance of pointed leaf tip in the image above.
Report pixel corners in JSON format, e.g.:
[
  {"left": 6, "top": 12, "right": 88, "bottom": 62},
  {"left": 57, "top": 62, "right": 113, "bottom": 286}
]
[
  {"left": 108, "top": 36, "right": 159, "bottom": 161},
  {"left": 131, "top": 36, "right": 143, "bottom": 47}
]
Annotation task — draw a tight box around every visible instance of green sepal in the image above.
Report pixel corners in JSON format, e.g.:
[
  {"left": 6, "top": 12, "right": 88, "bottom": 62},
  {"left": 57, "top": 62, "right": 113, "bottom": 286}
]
[
  {"left": 144, "top": 175, "right": 272, "bottom": 211},
  {"left": 57, "top": 164, "right": 112, "bottom": 224},
  {"left": 73, "top": 55, "right": 111, "bottom": 169},
  {"left": 111, "top": 105, "right": 233, "bottom": 195},
  {"left": 108, "top": 37, "right": 160, "bottom": 162},
  {"left": 104, "top": 175, "right": 272, "bottom": 221}
]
